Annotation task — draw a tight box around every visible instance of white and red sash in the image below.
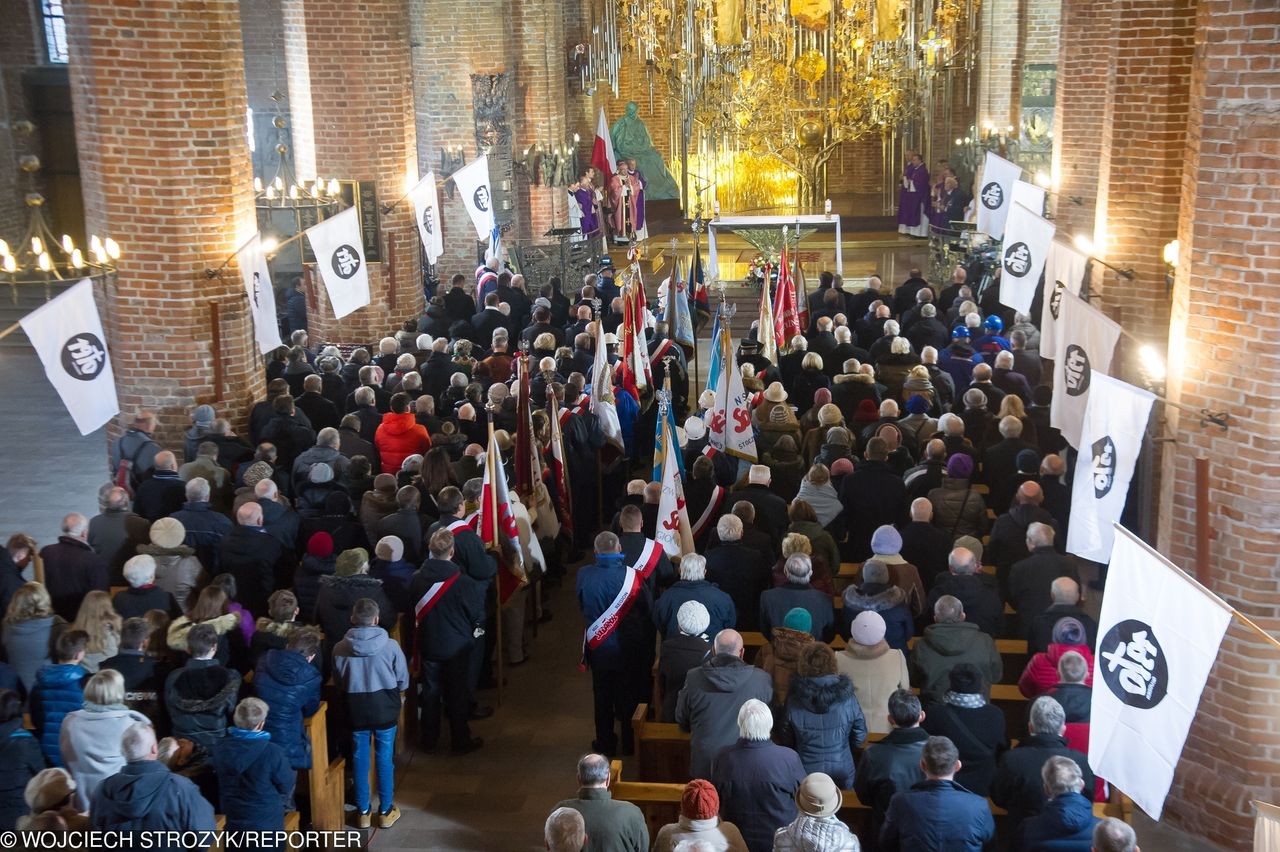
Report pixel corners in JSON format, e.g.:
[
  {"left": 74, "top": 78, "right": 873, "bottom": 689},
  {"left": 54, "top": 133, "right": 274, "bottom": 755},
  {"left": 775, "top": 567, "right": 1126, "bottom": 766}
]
[
  {"left": 630, "top": 538, "right": 664, "bottom": 580},
  {"left": 582, "top": 565, "right": 644, "bottom": 665},
  {"left": 558, "top": 406, "right": 573, "bottom": 426},
  {"left": 412, "top": 572, "right": 460, "bottom": 668},
  {"left": 651, "top": 338, "right": 675, "bottom": 362},
  {"left": 448, "top": 516, "right": 479, "bottom": 535},
  {"left": 690, "top": 485, "right": 725, "bottom": 538}
]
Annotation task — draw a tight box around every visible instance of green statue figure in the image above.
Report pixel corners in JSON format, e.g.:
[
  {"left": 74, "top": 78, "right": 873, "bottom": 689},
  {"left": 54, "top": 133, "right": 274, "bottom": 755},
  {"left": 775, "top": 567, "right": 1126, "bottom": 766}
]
[{"left": 610, "top": 102, "right": 680, "bottom": 200}]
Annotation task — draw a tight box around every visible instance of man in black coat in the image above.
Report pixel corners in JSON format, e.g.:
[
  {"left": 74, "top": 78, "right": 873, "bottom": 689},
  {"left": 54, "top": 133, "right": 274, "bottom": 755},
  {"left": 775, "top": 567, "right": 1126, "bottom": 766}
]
[
  {"left": 903, "top": 438, "right": 947, "bottom": 503},
  {"left": 471, "top": 293, "right": 508, "bottom": 343},
  {"left": 1010, "top": 330, "right": 1042, "bottom": 387},
  {"left": 294, "top": 374, "right": 341, "bottom": 432},
  {"left": 220, "top": 503, "right": 288, "bottom": 617},
  {"left": 899, "top": 498, "right": 954, "bottom": 588},
  {"left": 133, "top": 452, "right": 187, "bottom": 522},
  {"left": 926, "top": 547, "right": 1003, "bottom": 636},
  {"left": 987, "top": 483, "right": 1061, "bottom": 592},
  {"left": 258, "top": 396, "right": 318, "bottom": 473},
  {"left": 41, "top": 512, "right": 111, "bottom": 621},
  {"left": 89, "top": 487, "right": 151, "bottom": 583},
  {"left": 855, "top": 689, "right": 929, "bottom": 844},
  {"left": 983, "top": 417, "right": 1037, "bottom": 499},
  {"left": 375, "top": 487, "right": 430, "bottom": 566},
  {"left": 617, "top": 505, "right": 676, "bottom": 594},
  {"left": 905, "top": 303, "right": 951, "bottom": 354},
  {"left": 704, "top": 514, "right": 773, "bottom": 633},
  {"left": 1008, "top": 523, "right": 1079, "bottom": 618},
  {"left": 892, "top": 268, "right": 930, "bottom": 317},
  {"left": 991, "top": 696, "right": 1095, "bottom": 827},
  {"left": 1038, "top": 454, "right": 1072, "bottom": 542},
  {"left": 758, "top": 554, "right": 835, "bottom": 642},
  {"left": 880, "top": 734, "right": 995, "bottom": 851},
  {"left": 1026, "top": 578, "right": 1098, "bottom": 653},
  {"left": 731, "top": 466, "right": 790, "bottom": 551},
  {"left": 411, "top": 528, "right": 487, "bottom": 753},
  {"left": 443, "top": 274, "right": 476, "bottom": 324},
  {"left": 839, "top": 438, "right": 907, "bottom": 561}
]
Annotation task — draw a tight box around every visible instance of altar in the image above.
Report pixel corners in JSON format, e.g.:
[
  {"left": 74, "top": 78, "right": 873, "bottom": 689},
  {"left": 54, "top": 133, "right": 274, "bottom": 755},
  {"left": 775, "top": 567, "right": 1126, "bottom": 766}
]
[{"left": 706, "top": 214, "right": 844, "bottom": 282}]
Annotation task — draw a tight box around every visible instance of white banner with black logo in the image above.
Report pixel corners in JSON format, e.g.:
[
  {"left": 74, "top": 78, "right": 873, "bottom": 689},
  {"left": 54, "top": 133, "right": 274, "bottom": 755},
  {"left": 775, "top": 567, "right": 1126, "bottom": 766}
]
[
  {"left": 1041, "top": 240, "right": 1088, "bottom": 357},
  {"left": 1011, "top": 179, "right": 1047, "bottom": 217},
  {"left": 20, "top": 278, "right": 119, "bottom": 435},
  {"left": 1255, "top": 801, "right": 1280, "bottom": 851},
  {"left": 305, "top": 206, "right": 370, "bottom": 320},
  {"left": 236, "top": 233, "right": 282, "bottom": 354},
  {"left": 1050, "top": 291, "right": 1121, "bottom": 448},
  {"left": 975, "top": 151, "right": 1022, "bottom": 238},
  {"left": 453, "top": 155, "right": 495, "bottom": 240},
  {"left": 409, "top": 171, "right": 444, "bottom": 265},
  {"left": 1090, "top": 524, "right": 1232, "bottom": 820},
  {"left": 1066, "top": 374, "right": 1154, "bottom": 562},
  {"left": 999, "top": 202, "right": 1055, "bottom": 315}
]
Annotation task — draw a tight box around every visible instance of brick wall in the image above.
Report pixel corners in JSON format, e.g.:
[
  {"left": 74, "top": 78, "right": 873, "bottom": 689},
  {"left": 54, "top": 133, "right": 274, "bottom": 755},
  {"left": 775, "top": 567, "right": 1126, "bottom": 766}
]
[
  {"left": 283, "top": 0, "right": 421, "bottom": 342},
  {"left": 1050, "top": 0, "right": 1113, "bottom": 237},
  {"left": 977, "top": 0, "right": 1021, "bottom": 132},
  {"left": 64, "top": 0, "right": 262, "bottom": 452},
  {"left": 1155, "top": 3, "right": 1280, "bottom": 846}
]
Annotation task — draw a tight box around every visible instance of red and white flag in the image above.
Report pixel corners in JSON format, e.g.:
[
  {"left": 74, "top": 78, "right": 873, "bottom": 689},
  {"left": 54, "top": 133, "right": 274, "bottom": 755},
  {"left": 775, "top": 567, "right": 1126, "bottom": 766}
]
[
  {"left": 590, "top": 319, "right": 626, "bottom": 456},
  {"left": 654, "top": 409, "right": 694, "bottom": 559},
  {"left": 794, "top": 257, "right": 810, "bottom": 333},
  {"left": 479, "top": 428, "right": 526, "bottom": 606},
  {"left": 591, "top": 108, "right": 616, "bottom": 187},
  {"left": 774, "top": 245, "right": 802, "bottom": 347},
  {"left": 547, "top": 395, "right": 573, "bottom": 535},
  {"left": 708, "top": 326, "right": 759, "bottom": 462},
  {"left": 618, "top": 273, "right": 651, "bottom": 397}
]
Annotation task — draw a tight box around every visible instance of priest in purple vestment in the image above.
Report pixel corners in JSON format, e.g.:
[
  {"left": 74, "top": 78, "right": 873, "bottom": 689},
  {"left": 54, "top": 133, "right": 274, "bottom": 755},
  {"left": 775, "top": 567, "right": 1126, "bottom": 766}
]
[
  {"left": 897, "top": 150, "right": 931, "bottom": 238},
  {"left": 571, "top": 168, "right": 602, "bottom": 240}
]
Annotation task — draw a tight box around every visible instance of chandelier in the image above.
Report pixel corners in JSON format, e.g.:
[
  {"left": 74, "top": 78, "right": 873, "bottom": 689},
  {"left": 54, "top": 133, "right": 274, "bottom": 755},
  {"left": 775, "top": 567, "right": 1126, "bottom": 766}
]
[
  {"left": 254, "top": 92, "right": 341, "bottom": 213},
  {"left": 609, "top": 0, "right": 975, "bottom": 208},
  {"left": 1, "top": 148, "right": 120, "bottom": 288}
]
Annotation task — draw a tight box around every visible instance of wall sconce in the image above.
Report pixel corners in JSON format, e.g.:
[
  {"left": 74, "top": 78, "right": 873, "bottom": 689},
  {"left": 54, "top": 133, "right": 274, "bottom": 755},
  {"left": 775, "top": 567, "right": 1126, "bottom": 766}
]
[{"left": 1162, "top": 239, "right": 1179, "bottom": 295}]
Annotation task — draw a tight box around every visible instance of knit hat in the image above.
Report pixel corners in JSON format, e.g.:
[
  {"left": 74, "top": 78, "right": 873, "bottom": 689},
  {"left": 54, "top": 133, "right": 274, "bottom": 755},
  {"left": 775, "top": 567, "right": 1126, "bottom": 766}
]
[
  {"left": 680, "top": 779, "right": 719, "bottom": 821},
  {"left": 768, "top": 404, "right": 792, "bottom": 425},
  {"left": 850, "top": 611, "right": 887, "bottom": 646},
  {"left": 818, "top": 403, "right": 842, "bottom": 427},
  {"left": 830, "top": 458, "right": 854, "bottom": 476},
  {"left": 905, "top": 395, "right": 930, "bottom": 415},
  {"left": 949, "top": 662, "right": 986, "bottom": 694},
  {"left": 855, "top": 399, "right": 880, "bottom": 422},
  {"left": 336, "top": 548, "right": 370, "bottom": 577},
  {"left": 685, "top": 416, "right": 707, "bottom": 441},
  {"left": 149, "top": 517, "right": 186, "bottom": 550},
  {"left": 748, "top": 465, "right": 771, "bottom": 486},
  {"left": 1016, "top": 448, "right": 1041, "bottom": 474},
  {"left": 1052, "top": 616, "right": 1087, "bottom": 646},
  {"left": 870, "top": 525, "right": 902, "bottom": 556},
  {"left": 533, "top": 296, "right": 553, "bottom": 310},
  {"left": 782, "top": 607, "right": 813, "bottom": 634},
  {"left": 307, "top": 531, "right": 334, "bottom": 558},
  {"left": 812, "top": 387, "right": 832, "bottom": 408},
  {"left": 242, "top": 461, "right": 274, "bottom": 488},
  {"left": 309, "top": 462, "right": 334, "bottom": 484},
  {"left": 676, "top": 600, "right": 711, "bottom": 637},
  {"left": 824, "top": 426, "right": 852, "bottom": 447},
  {"left": 192, "top": 404, "right": 216, "bottom": 426},
  {"left": 955, "top": 534, "right": 985, "bottom": 564},
  {"left": 764, "top": 382, "right": 788, "bottom": 403},
  {"left": 375, "top": 535, "right": 404, "bottom": 562},
  {"left": 946, "top": 453, "right": 974, "bottom": 479},
  {"left": 25, "top": 768, "right": 76, "bottom": 813},
  {"left": 795, "top": 772, "right": 841, "bottom": 818}
]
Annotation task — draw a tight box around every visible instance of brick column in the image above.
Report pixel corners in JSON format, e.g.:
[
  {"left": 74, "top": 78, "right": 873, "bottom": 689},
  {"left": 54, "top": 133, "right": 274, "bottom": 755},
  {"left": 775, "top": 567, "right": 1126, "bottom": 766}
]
[
  {"left": 1156, "top": 4, "right": 1280, "bottom": 846},
  {"left": 513, "top": 0, "right": 570, "bottom": 242},
  {"left": 65, "top": 0, "right": 261, "bottom": 451},
  {"left": 976, "top": 0, "right": 1021, "bottom": 133},
  {"left": 283, "top": 0, "right": 420, "bottom": 342}
]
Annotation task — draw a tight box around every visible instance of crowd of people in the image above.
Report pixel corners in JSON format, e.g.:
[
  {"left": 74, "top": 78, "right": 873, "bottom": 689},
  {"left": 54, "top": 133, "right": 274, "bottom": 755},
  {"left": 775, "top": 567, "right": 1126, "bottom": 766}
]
[{"left": 0, "top": 257, "right": 1138, "bottom": 852}]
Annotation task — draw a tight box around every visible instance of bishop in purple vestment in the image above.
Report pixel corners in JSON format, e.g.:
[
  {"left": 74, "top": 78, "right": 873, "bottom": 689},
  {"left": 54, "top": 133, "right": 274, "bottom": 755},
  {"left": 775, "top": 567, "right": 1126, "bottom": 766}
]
[{"left": 897, "top": 150, "right": 931, "bottom": 238}]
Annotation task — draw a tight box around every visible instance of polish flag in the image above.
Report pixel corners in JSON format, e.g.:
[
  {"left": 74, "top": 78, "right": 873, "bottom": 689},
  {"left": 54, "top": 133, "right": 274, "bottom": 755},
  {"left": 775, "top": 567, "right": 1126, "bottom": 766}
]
[
  {"left": 479, "top": 428, "right": 526, "bottom": 606},
  {"left": 591, "top": 108, "right": 616, "bottom": 186}
]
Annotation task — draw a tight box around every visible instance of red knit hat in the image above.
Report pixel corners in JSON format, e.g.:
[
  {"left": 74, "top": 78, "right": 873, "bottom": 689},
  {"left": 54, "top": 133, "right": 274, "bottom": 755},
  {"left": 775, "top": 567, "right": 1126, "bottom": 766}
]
[
  {"left": 307, "top": 531, "right": 334, "bottom": 558},
  {"left": 680, "top": 779, "right": 719, "bottom": 820}
]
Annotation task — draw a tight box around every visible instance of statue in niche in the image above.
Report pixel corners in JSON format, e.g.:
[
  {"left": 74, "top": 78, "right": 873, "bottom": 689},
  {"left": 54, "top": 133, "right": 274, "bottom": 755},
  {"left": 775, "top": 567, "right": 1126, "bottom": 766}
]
[{"left": 610, "top": 102, "right": 680, "bottom": 200}]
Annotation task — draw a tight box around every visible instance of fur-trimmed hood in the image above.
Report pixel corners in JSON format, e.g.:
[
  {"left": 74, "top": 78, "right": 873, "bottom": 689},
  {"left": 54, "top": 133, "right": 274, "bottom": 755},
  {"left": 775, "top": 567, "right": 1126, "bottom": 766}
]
[
  {"left": 833, "top": 372, "right": 875, "bottom": 385},
  {"left": 843, "top": 582, "right": 907, "bottom": 613},
  {"left": 789, "top": 673, "right": 855, "bottom": 714}
]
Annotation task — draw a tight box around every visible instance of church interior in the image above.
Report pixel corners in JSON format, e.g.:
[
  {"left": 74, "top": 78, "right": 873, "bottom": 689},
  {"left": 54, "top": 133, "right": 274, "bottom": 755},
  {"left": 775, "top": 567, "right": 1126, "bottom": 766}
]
[{"left": 0, "top": 0, "right": 1276, "bottom": 849}]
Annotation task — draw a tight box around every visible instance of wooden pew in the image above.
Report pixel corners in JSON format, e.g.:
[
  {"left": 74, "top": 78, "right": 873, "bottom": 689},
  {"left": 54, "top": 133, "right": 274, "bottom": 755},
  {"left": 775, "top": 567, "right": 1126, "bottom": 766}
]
[
  {"left": 210, "top": 812, "right": 301, "bottom": 851},
  {"left": 303, "top": 701, "right": 346, "bottom": 831}
]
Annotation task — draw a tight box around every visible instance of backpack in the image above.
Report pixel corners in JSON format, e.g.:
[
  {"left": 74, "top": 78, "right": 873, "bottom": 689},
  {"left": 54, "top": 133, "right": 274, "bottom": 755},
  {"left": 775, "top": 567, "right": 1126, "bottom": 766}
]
[{"left": 114, "top": 431, "right": 156, "bottom": 497}]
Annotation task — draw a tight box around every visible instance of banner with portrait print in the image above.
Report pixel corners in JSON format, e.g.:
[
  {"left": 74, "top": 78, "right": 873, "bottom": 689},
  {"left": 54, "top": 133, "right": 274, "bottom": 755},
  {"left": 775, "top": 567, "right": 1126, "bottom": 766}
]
[
  {"left": 409, "top": 171, "right": 445, "bottom": 265},
  {"left": 305, "top": 206, "right": 370, "bottom": 320},
  {"left": 453, "top": 155, "right": 495, "bottom": 240},
  {"left": 999, "top": 202, "right": 1056, "bottom": 315},
  {"left": 20, "top": 278, "right": 119, "bottom": 435},
  {"left": 236, "top": 233, "right": 282, "bottom": 354}
]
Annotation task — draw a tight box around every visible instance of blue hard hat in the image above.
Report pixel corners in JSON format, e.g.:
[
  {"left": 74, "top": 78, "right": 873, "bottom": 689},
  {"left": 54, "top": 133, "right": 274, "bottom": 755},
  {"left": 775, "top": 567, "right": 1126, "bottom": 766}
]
[
  {"left": 951, "top": 325, "right": 970, "bottom": 340},
  {"left": 983, "top": 315, "right": 1004, "bottom": 333}
]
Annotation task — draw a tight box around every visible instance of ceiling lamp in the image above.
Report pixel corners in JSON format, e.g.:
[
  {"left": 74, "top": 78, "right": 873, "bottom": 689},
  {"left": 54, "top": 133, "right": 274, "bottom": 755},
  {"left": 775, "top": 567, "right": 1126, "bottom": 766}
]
[{"left": 254, "top": 91, "right": 341, "bottom": 214}]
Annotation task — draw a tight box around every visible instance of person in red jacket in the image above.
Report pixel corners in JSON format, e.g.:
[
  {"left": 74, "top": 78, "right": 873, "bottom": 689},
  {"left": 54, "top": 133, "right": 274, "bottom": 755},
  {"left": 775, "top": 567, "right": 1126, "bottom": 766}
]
[
  {"left": 374, "top": 393, "right": 431, "bottom": 474},
  {"left": 1018, "top": 616, "right": 1094, "bottom": 698}
]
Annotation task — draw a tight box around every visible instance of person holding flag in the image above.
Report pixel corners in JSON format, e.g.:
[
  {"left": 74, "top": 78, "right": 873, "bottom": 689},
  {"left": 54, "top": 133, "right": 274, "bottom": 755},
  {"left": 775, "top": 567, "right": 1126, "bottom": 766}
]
[
  {"left": 654, "top": 388, "right": 695, "bottom": 562},
  {"left": 688, "top": 242, "right": 711, "bottom": 330},
  {"left": 774, "top": 239, "right": 803, "bottom": 348}
]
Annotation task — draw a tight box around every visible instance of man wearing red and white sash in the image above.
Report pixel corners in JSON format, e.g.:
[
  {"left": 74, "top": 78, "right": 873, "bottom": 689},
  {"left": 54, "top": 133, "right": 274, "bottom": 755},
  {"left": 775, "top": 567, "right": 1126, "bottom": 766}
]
[
  {"left": 576, "top": 531, "right": 655, "bottom": 757},
  {"left": 426, "top": 485, "right": 497, "bottom": 696},
  {"left": 617, "top": 504, "right": 675, "bottom": 593},
  {"left": 409, "top": 528, "right": 487, "bottom": 754}
]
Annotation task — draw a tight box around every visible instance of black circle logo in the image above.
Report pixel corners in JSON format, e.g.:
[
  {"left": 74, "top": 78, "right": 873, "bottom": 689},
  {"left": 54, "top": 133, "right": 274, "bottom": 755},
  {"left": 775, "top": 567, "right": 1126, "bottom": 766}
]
[
  {"left": 1099, "top": 619, "right": 1168, "bottom": 709},
  {"left": 1091, "top": 435, "right": 1117, "bottom": 498},
  {"left": 981, "top": 181, "right": 1004, "bottom": 210},
  {"left": 473, "top": 185, "right": 491, "bottom": 212},
  {"left": 331, "top": 245, "right": 361, "bottom": 280},
  {"left": 1003, "top": 241, "right": 1033, "bottom": 278},
  {"left": 1063, "top": 344, "right": 1091, "bottom": 396},
  {"left": 1049, "top": 281, "right": 1065, "bottom": 320},
  {"left": 60, "top": 332, "right": 107, "bottom": 381},
  {"left": 421, "top": 205, "right": 435, "bottom": 236}
]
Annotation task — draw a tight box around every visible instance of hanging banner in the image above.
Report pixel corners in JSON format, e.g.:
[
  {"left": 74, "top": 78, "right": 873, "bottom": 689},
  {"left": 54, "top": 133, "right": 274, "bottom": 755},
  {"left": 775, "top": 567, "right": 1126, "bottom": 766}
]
[
  {"left": 236, "top": 234, "right": 282, "bottom": 354},
  {"left": 1011, "top": 179, "right": 1047, "bottom": 217},
  {"left": 1089, "top": 525, "right": 1232, "bottom": 820},
  {"left": 1041, "top": 240, "right": 1088, "bottom": 357},
  {"left": 1050, "top": 291, "right": 1121, "bottom": 448},
  {"left": 1255, "top": 802, "right": 1280, "bottom": 852},
  {"left": 305, "top": 206, "right": 370, "bottom": 319},
  {"left": 975, "top": 151, "right": 1023, "bottom": 238},
  {"left": 999, "top": 202, "right": 1056, "bottom": 315},
  {"left": 453, "top": 155, "right": 495, "bottom": 240},
  {"left": 20, "top": 278, "right": 119, "bottom": 436},
  {"left": 1066, "top": 374, "right": 1155, "bottom": 562},
  {"left": 409, "top": 171, "right": 445, "bottom": 265}
]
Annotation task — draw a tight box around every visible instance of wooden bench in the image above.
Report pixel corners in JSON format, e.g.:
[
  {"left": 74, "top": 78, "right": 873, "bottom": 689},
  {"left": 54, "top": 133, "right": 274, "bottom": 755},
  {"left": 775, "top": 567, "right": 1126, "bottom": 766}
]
[
  {"left": 210, "top": 812, "right": 301, "bottom": 850},
  {"left": 303, "top": 701, "right": 346, "bottom": 831}
]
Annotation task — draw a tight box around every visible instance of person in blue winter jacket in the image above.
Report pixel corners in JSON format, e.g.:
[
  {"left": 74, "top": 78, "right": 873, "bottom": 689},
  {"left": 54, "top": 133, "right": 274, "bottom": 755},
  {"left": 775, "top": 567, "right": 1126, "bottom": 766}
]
[
  {"left": 212, "top": 698, "right": 294, "bottom": 835},
  {"left": 253, "top": 628, "right": 322, "bottom": 770},
  {"left": 1013, "top": 755, "right": 1099, "bottom": 851},
  {"left": 881, "top": 734, "right": 996, "bottom": 851},
  {"left": 30, "top": 630, "right": 88, "bottom": 767}
]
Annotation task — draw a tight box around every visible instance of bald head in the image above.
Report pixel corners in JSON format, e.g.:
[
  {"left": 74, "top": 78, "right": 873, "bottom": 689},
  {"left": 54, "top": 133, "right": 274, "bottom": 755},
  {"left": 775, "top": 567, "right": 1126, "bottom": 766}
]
[
  {"left": 154, "top": 451, "right": 177, "bottom": 472},
  {"left": 1016, "top": 481, "right": 1044, "bottom": 506},
  {"left": 910, "top": 498, "right": 934, "bottom": 523},
  {"left": 948, "top": 547, "right": 978, "bottom": 576},
  {"left": 713, "top": 629, "right": 744, "bottom": 658},
  {"left": 642, "top": 482, "right": 662, "bottom": 505},
  {"left": 237, "top": 502, "right": 264, "bottom": 526},
  {"left": 1051, "top": 576, "right": 1081, "bottom": 606},
  {"left": 1041, "top": 453, "right": 1066, "bottom": 477}
]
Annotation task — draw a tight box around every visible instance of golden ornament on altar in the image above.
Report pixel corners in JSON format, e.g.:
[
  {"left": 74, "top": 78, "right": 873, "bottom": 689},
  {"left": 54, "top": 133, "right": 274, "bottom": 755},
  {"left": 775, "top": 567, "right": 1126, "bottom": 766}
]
[
  {"left": 799, "top": 120, "right": 825, "bottom": 149},
  {"left": 795, "top": 50, "right": 828, "bottom": 99},
  {"left": 790, "top": 0, "right": 833, "bottom": 31}
]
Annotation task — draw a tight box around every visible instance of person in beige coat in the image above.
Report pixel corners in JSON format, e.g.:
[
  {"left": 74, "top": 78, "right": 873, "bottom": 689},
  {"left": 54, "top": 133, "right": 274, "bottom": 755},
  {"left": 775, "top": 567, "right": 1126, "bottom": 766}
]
[
  {"left": 835, "top": 611, "right": 909, "bottom": 736},
  {"left": 652, "top": 779, "right": 749, "bottom": 852}
]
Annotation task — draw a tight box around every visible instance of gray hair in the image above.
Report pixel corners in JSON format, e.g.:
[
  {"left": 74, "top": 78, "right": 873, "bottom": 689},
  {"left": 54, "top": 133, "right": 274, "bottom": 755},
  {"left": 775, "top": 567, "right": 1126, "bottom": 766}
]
[
  {"left": 1057, "top": 650, "right": 1089, "bottom": 684},
  {"left": 883, "top": 319, "right": 900, "bottom": 336},
  {"left": 934, "top": 595, "right": 965, "bottom": 624},
  {"left": 185, "top": 477, "right": 210, "bottom": 502},
  {"left": 234, "top": 697, "right": 270, "bottom": 730},
  {"left": 995, "top": 350, "right": 1015, "bottom": 369},
  {"left": 1042, "top": 755, "right": 1085, "bottom": 797},
  {"left": 317, "top": 427, "right": 340, "bottom": 448},
  {"left": 716, "top": 514, "right": 743, "bottom": 542},
  {"left": 963, "top": 388, "right": 987, "bottom": 409},
  {"left": 784, "top": 553, "right": 813, "bottom": 583},
  {"left": 1027, "top": 522, "right": 1056, "bottom": 548},
  {"left": 948, "top": 547, "right": 978, "bottom": 576},
  {"left": 354, "top": 386, "right": 375, "bottom": 406},
  {"left": 1050, "top": 576, "right": 1080, "bottom": 605},
  {"left": 890, "top": 336, "right": 911, "bottom": 355},
  {"left": 737, "top": 699, "right": 773, "bottom": 741},
  {"left": 121, "top": 721, "right": 157, "bottom": 762},
  {"left": 939, "top": 412, "right": 964, "bottom": 435},
  {"left": 545, "top": 807, "right": 587, "bottom": 852},
  {"left": 1093, "top": 818, "right": 1138, "bottom": 852},
  {"left": 62, "top": 513, "right": 89, "bottom": 537},
  {"left": 679, "top": 553, "right": 707, "bottom": 582},
  {"left": 1029, "top": 695, "right": 1067, "bottom": 735},
  {"left": 576, "top": 753, "right": 610, "bottom": 787},
  {"left": 998, "top": 415, "right": 1023, "bottom": 438},
  {"left": 593, "top": 531, "right": 620, "bottom": 555},
  {"left": 862, "top": 559, "right": 890, "bottom": 585},
  {"left": 922, "top": 303, "right": 937, "bottom": 318},
  {"left": 123, "top": 554, "right": 157, "bottom": 588}
]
